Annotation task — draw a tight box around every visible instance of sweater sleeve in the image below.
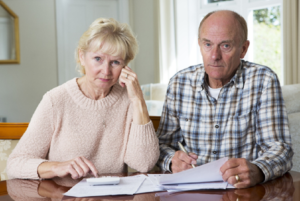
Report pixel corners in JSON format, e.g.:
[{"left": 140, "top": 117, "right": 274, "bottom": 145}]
[
  {"left": 7, "top": 93, "right": 55, "bottom": 179},
  {"left": 124, "top": 121, "right": 160, "bottom": 172}
]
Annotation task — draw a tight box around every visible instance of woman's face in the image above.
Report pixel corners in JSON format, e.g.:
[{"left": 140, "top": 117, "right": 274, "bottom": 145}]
[{"left": 79, "top": 45, "right": 125, "bottom": 91}]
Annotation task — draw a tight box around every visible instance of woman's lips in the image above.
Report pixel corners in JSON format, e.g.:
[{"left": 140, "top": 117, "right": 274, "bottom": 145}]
[{"left": 99, "top": 78, "right": 110, "bottom": 82}]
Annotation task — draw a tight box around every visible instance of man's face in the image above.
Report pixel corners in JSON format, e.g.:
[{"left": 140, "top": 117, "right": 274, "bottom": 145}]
[{"left": 198, "top": 12, "right": 249, "bottom": 87}]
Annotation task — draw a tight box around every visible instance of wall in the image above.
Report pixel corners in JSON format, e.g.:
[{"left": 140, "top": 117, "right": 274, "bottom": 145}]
[
  {"left": 0, "top": 0, "right": 159, "bottom": 122},
  {"left": 130, "top": 0, "right": 160, "bottom": 84},
  {"left": 0, "top": 0, "right": 58, "bottom": 122}
]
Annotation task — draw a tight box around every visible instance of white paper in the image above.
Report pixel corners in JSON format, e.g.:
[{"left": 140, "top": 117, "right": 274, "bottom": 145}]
[
  {"left": 147, "top": 174, "right": 163, "bottom": 186},
  {"left": 135, "top": 176, "right": 165, "bottom": 194},
  {"left": 160, "top": 157, "right": 228, "bottom": 185},
  {"left": 64, "top": 175, "right": 146, "bottom": 197},
  {"left": 148, "top": 173, "right": 228, "bottom": 192},
  {"left": 226, "top": 183, "right": 236, "bottom": 189},
  {"left": 164, "top": 181, "right": 228, "bottom": 191}
]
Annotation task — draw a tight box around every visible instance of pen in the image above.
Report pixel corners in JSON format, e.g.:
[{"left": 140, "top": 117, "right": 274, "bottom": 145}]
[{"left": 178, "top": 142, "right": 196, "bottom": 168}]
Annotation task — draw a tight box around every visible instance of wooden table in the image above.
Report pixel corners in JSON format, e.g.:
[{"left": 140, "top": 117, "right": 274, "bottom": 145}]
[{"left": 1, "top": 171, "right": 300, "bottom": 201}]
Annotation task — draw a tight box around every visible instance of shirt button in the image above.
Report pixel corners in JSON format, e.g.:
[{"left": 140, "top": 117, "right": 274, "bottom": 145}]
[
  {"left": 185, "top": 118, "right": 189, "bottom": 121},
  {"left": 213, "top": 151, "right": 217, "bottom": 154},
  {"left": 215, "top": 125, "right": 219, "bottom": 128}
]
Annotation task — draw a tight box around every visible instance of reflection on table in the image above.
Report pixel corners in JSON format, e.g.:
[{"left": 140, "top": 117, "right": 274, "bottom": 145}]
[{"left": 2, "top": 171, "right": 299, "bottom": 201}]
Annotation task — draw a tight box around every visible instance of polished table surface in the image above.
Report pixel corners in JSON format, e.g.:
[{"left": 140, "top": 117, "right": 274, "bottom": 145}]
[{"left": 0, "top": 171, "right": 300, "bottom": 201}]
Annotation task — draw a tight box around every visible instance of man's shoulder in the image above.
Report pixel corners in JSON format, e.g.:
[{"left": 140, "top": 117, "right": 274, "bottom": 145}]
[
  {"left": 242, "top": 61, "right": 278, "bottom": 77},
  {"left": 240, "top": 60, "right": 281, "bottom": 89}
]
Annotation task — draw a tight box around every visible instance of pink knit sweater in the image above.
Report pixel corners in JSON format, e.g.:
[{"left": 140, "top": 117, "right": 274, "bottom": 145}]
[{"left": 7, "top": 78, "right": 159, "bottom": 179}]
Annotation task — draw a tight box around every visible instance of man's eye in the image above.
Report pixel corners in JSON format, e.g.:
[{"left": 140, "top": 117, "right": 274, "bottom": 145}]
[
  {"left": 205, "top": 43, "right": 211, "bottom": 47},
  {"left": 223, "top": 44, "right": 230, "bottom": 49},
  {"left": 95, "top": 57, "right": 101, "bottom": 61}
]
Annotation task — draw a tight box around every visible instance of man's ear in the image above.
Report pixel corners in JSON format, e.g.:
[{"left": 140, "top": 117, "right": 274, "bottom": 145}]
[{"left": 240, "top": 40, "right": 250, "bottom": 59}]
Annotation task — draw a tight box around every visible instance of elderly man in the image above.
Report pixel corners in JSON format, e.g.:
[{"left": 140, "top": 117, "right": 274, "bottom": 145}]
[{"left": 157, "top": 10, "right": 293, "bottom": 188}]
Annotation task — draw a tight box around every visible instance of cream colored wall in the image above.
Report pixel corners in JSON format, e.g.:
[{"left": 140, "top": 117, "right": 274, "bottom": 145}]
[
  {"left": 0, "top": 0, "right": 58, "bottom": 122},
  {"left": 0, "top": 0, "right": 158, "bottom": 122},
  {"left": 130, "top": 0, "right": 160, "bottom": 84}
]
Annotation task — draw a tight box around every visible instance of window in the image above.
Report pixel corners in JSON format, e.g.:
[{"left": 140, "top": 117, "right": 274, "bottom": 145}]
[{"left": 251, "top": 6, "right": 282, "bottom": 81}]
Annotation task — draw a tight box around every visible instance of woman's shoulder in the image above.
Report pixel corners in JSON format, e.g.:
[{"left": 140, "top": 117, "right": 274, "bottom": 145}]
[{"left": 44, "top": 78, "right": 76, "bottom": 101}]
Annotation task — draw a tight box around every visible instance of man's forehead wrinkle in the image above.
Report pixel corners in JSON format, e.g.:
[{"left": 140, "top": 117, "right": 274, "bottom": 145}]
[
  {"left": 201, "top": 35, "right": 235, "bottom": 45},
  {"left": 201, "top": 15, "right": 239, "bottom": 44}
]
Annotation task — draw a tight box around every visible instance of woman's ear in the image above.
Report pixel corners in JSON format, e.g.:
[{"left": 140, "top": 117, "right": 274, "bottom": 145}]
[{"left": 79, "top": 49, "right": 85, "bottom": 66}]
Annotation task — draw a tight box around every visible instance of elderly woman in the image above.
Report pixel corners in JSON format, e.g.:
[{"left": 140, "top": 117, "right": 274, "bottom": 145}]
[{"left": 7, "top": 18, "right": 159, "bottom": 179}]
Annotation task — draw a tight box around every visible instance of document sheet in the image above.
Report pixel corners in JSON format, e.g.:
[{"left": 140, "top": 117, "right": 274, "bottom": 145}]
[
  {"left": 64, "top": 157, "right": 233, "bottom": 197},
  {"left": 64, "top": 175, "right": 146, "bottom": 197},
  {"left": 159, "top": 157, "right": 228, "bottom": 185},
  {"left": 148, "top": 174, "right": 228, "bottom": 192},
  {"left": 135, "top": 176, "right": 165, "bottom": 194}
]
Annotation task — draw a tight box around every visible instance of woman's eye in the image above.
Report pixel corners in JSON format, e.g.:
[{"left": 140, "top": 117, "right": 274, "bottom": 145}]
[
  {"left": 95, "top": 57, "right": 101, "bottom": 61},
  {"left": 111, "top": 60, "right": 122, "bottom": 67},
  {"left": 113, "top": 60, "right": 120, "bottom": 65}
]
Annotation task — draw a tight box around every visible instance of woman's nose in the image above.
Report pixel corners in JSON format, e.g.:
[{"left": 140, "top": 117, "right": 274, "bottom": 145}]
[{"left": 101, "top": 61, "right": 111, "bottom": 74}]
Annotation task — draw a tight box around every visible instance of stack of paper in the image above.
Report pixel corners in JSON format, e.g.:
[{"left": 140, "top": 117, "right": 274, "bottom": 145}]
[
  {"left": 64, "top": 157, "right": 233, "bottom": 197},
  {"left": 150, "top": 157, "right": 233, "bottom": 192}
]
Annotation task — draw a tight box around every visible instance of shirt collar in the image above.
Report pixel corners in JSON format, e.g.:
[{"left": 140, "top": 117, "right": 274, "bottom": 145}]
[{"left": 198, "top": 60, "right": 245, "bottom": 91}]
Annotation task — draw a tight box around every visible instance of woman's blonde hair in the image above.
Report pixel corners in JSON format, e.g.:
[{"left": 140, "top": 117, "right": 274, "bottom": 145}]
[{"left": 75, "top": 18, "right": 138, "bottom": 75}]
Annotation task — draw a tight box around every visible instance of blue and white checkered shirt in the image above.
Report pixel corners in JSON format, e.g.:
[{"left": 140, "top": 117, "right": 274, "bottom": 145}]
[{"left": 157, "top": 60, "right": 293, "bottom": 182}]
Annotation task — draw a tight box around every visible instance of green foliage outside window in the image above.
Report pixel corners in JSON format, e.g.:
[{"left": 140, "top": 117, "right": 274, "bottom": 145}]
[{"left": 253, "top": 6, "right": 282, "bottom": 83}]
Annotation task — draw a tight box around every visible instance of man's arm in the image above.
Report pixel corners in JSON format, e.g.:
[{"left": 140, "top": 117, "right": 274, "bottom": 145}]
[
  {"left": 156, "top": 91, "right": 182, "bottom": 172},
  {"left": 221, "top": 72, "right": 293, "bottom": 188},
  {"left": 251, "top": 72, "right": 293, "bottom": 182}
]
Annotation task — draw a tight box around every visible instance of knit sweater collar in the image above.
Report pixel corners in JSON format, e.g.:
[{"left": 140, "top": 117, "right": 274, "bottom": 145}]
[{"left": 65, "top": 78, "right": 124, "bottom": 110}]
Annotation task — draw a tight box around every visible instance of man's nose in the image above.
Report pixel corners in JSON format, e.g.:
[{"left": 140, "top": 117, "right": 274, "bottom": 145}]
[{"left": 211, "top": 46, "right": 221, "bottom": 60}]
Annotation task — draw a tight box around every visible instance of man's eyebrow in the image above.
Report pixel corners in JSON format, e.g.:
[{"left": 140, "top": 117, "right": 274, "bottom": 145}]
[
  {"left": 201, "top": 38, "right": 211, "bottom": 42},
  {"left": 201, "top": 38, "right": 234, "bottom": 44}
]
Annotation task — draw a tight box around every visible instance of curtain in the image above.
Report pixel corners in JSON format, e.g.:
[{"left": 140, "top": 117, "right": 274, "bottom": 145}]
[
  {"left": 158, "top": 0, "right": 200, "bottom": 84},
  {"left": 158, "top": 0, "right": 177, "bottom": 84},
  {"left": 283, "top": 0, "right": 300, "bottom": 85}
]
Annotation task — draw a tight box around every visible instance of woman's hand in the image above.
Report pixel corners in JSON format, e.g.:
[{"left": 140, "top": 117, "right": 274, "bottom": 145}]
[
  {"left": 38, "top": 156, "right": 98, "bottom": 179},
  {"left": 119, "top": 66, "right": 150, "bottom": 125},
  {"left": 119, "top": 66, "right": 144, "bottom": 103}
]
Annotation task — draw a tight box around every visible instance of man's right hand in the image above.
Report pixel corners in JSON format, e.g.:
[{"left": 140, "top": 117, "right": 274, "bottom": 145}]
[{"left": 171, "top": 151, "right": 198, "bottom": 173}]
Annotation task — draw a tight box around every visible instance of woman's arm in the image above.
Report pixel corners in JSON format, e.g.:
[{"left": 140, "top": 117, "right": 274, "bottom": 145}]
[
  {"left": 118, "top": 66, "right": 159, "bottom": 172},
  {"left": 124, "top": 120, "right": 160, "bottom": 172},
  {"left": 7, "top": 93, "right": 55, "bottom": 179},
  {"left": 38, "top": 157, "right": 98, "bottom": 179},
  {"left": 7, "top": 93, "right": 99, "bottom": 179},
  {"left": 119, "top": 66, "right": 150, "bottom": 125}
]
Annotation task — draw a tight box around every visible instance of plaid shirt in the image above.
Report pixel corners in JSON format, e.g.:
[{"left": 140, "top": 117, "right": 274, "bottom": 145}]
[{"left": 157, "top": 60, "right": 293, "bottom": 182}]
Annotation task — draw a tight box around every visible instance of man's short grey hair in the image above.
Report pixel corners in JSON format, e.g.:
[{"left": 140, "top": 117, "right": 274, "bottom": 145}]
[{"left": 198, "top": 10, "right": 248, "bottom": 45}]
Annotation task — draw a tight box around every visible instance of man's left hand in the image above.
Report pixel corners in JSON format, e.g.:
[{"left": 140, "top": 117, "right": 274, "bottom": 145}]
[{"left": 220, "top": 158, "right": 264, "bottom": 188}]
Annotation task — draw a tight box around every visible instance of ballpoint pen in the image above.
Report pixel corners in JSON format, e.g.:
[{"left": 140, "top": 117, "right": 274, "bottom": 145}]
[{"left": 178, "top": 141, "right": 196, "bottom": 168}]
